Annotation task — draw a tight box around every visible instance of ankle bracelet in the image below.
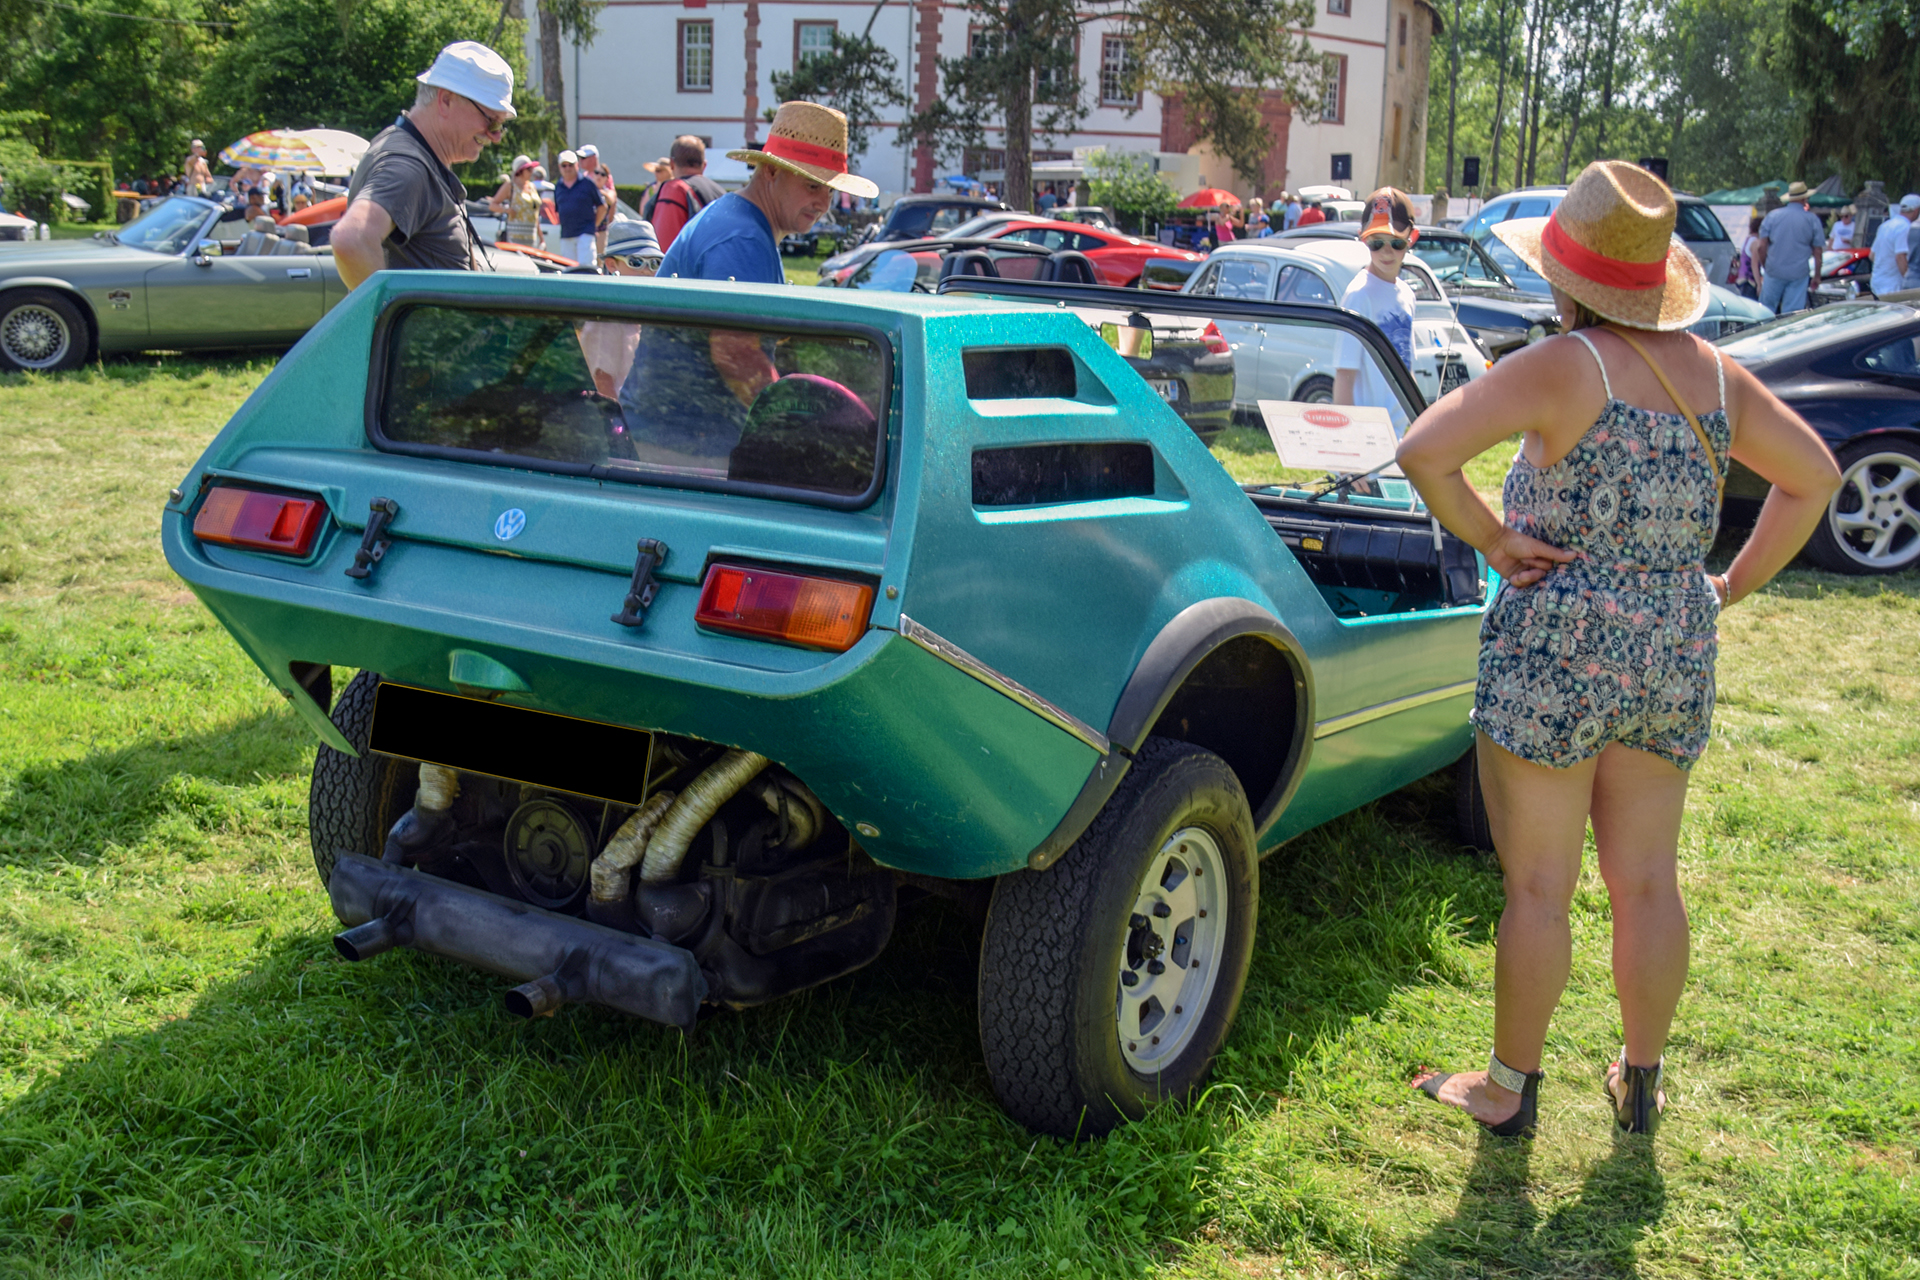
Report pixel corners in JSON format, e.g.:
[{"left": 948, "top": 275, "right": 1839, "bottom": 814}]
[{"left": 1487, "top": 1052, "right": 1533, "bottom": 1094}]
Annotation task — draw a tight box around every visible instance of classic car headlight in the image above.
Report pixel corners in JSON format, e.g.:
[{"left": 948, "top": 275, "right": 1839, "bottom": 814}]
[{"left": 1526, "top": 323, "right": 1547, "bottom": 344}]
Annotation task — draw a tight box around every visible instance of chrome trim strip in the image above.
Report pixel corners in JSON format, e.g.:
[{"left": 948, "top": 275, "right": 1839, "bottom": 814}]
[
  {"left": 898, "top": 615, "right": 1112, "bottom": 755},
  {"left": 1313, "top": 680, "right": 1477, "bottom": 739}
]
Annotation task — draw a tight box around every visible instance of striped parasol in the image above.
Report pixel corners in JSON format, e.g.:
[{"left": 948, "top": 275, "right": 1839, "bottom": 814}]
[{"left": 218, "top": 129, "right": 369, "bottom": 175}]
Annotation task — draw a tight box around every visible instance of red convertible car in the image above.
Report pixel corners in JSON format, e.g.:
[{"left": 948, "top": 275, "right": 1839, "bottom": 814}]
[{"left": 943, "top": 213, "right": 1206, "bottom": 288}]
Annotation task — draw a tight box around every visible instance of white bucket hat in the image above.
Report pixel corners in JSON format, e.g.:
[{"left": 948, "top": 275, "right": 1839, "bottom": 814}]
[{"left": 416, "top": 41, "right": 517, "bottom": 118}]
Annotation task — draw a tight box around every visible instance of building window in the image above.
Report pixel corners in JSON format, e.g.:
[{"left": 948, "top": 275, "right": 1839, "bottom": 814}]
[
  {"left": 1036, "top": 32, "right": 1076, "bottom": 105},
  {"left": 679, "top": 20, "right": 713, "bottom": 92},
  {"left": 969, "top": 25, "right": 1002, "bottom": 59},
  {"left": 1320, "top": 54, "right": 1346, "bottom": 123},
  {"left": 1397, "top": 13, "right": 1408, "bottom": 68},
  {"left": 1391, "top": 104, "right": 1403, "bottom": 159},
  {"left": 1328, "top": 0, "right": 1350, "bottom": 14},
  {"left": 1100, "top": 36, "right": 1139, "bottom": 106},
  {"left": 796, "top": 20, "right": 836, "bottom": 68}
]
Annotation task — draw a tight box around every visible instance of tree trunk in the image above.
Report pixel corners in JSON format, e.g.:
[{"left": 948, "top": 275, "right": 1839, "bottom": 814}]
[
  {"left": 1445, "top": 0, "right": 1460, "bottom": 192},
  {"left": 1488, "top": 0, "right": 1514, "bottom": 189},
  {"left": 1523, "top": 0, "right": 1551, "bottom": 185},
  {"left": 539, "top": 0, "right": 566, "bottom": 170},
  {"left": 1557, "top": 4, "right": 1593, "bottom": 181},
  {"left": 1002, "top": 10, "right": 1033, "bottom": 212},
  {"left": 1512, "top": 0, "right": 1535, "bottom": 188},
  {"left": 1592, "top": 0, "right": 1623, "bottom": 160}
]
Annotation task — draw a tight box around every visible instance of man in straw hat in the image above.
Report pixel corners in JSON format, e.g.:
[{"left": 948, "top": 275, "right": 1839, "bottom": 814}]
[
  {"left": 334, "top": 40, "right": 516, "bottom": 290},
  {"left": 1397, "top": 159, "right": 1839, "bottom": 1139},
  {"left": 655, "top": 101, "right": 878, "bottom": 286},
  {"left": 1751, "top": 181, "right": 1825, "bottom": 315}
]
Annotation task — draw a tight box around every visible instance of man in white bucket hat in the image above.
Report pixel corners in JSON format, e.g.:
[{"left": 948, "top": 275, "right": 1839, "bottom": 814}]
[
  {"left": 655, "top": 101, "right": 878, "bottom": 286},
  {"left": 334, "top": 40, "right": 517, "bottom": 290}
]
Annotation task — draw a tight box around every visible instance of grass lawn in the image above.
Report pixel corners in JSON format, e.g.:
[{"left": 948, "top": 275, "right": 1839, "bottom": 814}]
[{"left": 0, "top": 353, "right": 1915, "bottom": 1278}]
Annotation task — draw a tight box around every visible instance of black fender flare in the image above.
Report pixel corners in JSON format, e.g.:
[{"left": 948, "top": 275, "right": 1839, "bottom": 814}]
[{"left": 1023, "top": 598, "right": 1315, "bottom": 869}]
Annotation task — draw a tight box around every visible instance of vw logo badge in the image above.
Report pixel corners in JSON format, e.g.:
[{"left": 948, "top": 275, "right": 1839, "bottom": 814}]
[{"left": 494, "top": 508, "right": 526, "bottom": 541}]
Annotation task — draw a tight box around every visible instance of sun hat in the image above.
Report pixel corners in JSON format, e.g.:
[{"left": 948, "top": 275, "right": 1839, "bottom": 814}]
[
  {"left": 1358, "top": 186, "right": 1418, "bottom": 246},
  {"left": 578, "top": 144, "right": 598, "bottom": 157},
  {"left": 510, "top": 153, "right": 534, "bottom": 175},
  {"left": 1784, "top": 180, "right": 1810, "bottom": 201},
  {"left": 728, "top": 101, "right": 879, "bottom": 199},
  {"left": 605, "top": 219, "right": 663, "bottom": 262},
  {"left": 1491, "top": 159, "right": 1708, "bottom": 332},
  {"left": 190, "top": 138, "right": 204, "bottom": 149},
  {"left": 416, "top": 40, "right": 517, "bottom": 118},
  {"left": 558, "top": 149, "right": 579, "bottom": 166}
]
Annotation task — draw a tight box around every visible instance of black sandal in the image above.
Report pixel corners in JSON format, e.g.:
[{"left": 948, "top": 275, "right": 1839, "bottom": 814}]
[
  {"left": 1415, "top": 1052, "right": 1544, "bottom": 1137},
  {"left": 1610, "top": 1049, "right": 1663, "bottom": 1135}
]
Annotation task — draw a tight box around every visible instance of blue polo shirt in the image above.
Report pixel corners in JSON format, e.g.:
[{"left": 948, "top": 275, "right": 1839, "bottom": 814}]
[
  {"left": 552, "top": 175, "right": 603, "bottom": 238},
  {"left": 657, "top": 193, "right": 784, "bottom": 284}
]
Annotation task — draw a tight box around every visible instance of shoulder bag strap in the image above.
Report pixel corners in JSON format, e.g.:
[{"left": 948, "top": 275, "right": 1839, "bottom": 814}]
[{"left": 1606, "top": 328, "right": 1724, "bottom": 502}]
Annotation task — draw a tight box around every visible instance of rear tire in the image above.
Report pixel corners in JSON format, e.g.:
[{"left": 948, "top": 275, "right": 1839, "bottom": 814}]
[
  {"left": 0, "top": 288, "right": 89, "bottom": 373},
  {"left": 1295, "top": 374, "right": 1334, "bottom": 404},
  {"left": 308, "top": 670, "right": 419, "bottom": 886},
  {"left": 1800, "top": 440, "right": 1920, "bottom": 575},
  {"left": 978, "top": 738, "right": 1258, "bottom": 1138},
  {"left": 1454, "top": 745, "right": 1496, "bottom": 853}
]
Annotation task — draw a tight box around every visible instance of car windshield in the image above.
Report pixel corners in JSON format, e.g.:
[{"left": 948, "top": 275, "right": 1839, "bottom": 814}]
[
  {"left": 115, "top": 197, "right": 212, "bottom": 254},
  {"left": 946, "top": 214, "right": 1013, "bottom": 239},
  {"left": 1412, "top": 235, "right": 1510, "bottom": 287},
  {"left": 1715, "top": 302, "right": 1903, "bottom": 360},
  {"left": 379, "top": 305, "right": 891, "bottom": 504}
]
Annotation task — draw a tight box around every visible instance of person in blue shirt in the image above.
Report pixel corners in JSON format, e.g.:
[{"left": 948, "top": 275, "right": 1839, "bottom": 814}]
[
  {"left": 625, "top": 101, "right": 879, "bottom": 467},
  {"left": 552, "top": 149, "right": 609, "bottom": 266}
]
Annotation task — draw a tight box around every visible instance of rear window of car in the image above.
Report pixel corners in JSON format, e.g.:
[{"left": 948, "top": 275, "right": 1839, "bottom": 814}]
[
  {"left": 375, "top": 304, "right": 892, "bottom": 507},
  {"left": 1675, "top": 202, "right": 1730, "bottom": 242}
]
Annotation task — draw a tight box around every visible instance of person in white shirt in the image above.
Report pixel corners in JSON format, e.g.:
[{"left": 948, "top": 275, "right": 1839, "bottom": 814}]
[
  {"left": 1335, "top": 187, "right": 1419, "bottom": 433},
  {"left": 1829, "top": 208, "right": 1855, "bottom": 251},
  {"left": 1869, "top": 193, "right": 1920, "bottom": 296}
]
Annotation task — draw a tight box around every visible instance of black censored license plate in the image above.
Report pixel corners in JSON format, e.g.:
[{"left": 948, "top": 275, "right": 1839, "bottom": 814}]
[{"left": 367, "top": 683, "right": 653, "bottom": 805}]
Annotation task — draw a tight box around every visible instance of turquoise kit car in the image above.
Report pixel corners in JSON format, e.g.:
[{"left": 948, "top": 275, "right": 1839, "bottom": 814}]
[{"left": 163, "top": 267, "right": 1490, "bottom": 1136}]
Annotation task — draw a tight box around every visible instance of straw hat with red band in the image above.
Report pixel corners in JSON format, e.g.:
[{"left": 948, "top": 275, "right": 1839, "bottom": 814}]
[
  {"left": 728, "top": 101, "right": 879, "bottom": 200},
  {"left": 1491, "top": 159, "right": 1707, "bottom": 332}
]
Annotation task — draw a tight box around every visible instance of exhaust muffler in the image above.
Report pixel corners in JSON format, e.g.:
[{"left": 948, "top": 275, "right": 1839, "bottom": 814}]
[{"left": 328, "top": 853, "right": 707, "bottom": 1029}]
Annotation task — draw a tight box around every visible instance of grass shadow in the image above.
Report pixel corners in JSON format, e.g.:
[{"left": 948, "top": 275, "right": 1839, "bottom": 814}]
[{"left": 1393, "top": 1130, "right": 1666, "bottom": 1278}]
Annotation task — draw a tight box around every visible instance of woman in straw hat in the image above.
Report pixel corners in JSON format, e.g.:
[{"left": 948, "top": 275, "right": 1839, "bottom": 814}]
[{"left": 1397, "top": 160, "right": 1840, "bottom": 1136}]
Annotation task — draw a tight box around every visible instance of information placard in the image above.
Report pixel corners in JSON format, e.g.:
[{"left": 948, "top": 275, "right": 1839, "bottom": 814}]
[{"left": 1257, "top": 400, "right": 1402, "bottom": 475}]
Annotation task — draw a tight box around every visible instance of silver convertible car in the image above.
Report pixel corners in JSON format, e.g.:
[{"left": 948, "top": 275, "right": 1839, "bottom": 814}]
[{"left": 0, "top": 196, "right": 349, "bottom": 373}]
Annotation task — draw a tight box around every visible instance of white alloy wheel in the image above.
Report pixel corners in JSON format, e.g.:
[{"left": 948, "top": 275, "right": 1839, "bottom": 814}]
[
  {"left": 1, "top": 300, "right": 72, "bottom": 370},
  {"left": 1828, "top": 448, "right": 1920, "bottom": 572},
  {"left": 1117, "top": 826, "right": 1228, "bottom": 1074}
]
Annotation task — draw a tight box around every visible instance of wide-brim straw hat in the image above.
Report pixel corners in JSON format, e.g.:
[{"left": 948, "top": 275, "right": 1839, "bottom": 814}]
[
  {"left": 729, "top": 101, "right": 878, "bottom": 199},
  {"left": 1492, "top": 159, "right": 1708, "bottom": 332}
]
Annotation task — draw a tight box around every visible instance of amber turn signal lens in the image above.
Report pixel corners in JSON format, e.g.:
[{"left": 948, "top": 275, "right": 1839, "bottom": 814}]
[
  {"left": 192, "top": 485, "right": 327, "bottom": 556},
  {"left": 695, "top": 564, "right": 875, "bottom": 652}
]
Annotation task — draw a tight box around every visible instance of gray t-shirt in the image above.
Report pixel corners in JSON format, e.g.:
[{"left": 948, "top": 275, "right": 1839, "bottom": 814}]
[
  {"left": 1758, "top": 204, "right": 1824, "bottom": 281},
  {"left": 345, "top": 115, "right": 483, "bottom": 273}
]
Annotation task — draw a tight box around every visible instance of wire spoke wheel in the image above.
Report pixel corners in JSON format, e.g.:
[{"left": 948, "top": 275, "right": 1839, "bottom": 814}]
[
  {"left": 1117, "top": 826, "right": 1227, "bottom": 1074},
  {"left": 1, "top": 301, "right": 72, "bottom": 370}
]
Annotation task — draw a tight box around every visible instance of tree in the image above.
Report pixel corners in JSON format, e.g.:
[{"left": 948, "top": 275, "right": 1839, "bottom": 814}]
[
  {"left": 535, "top": 0, "right": 603, "bottom": 168},
  {"left": 770, "top": 31, "right": 909, "bottom": 164},
  {"left": 904, "top": 0, "right": 1318, "bottom": 212},
  {"left": 1084, "top": 148, "right": 1177, "bottom": 232}
]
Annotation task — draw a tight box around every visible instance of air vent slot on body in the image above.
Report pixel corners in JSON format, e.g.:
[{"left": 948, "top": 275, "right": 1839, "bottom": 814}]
[
  {"left": 962, "top": 347, "right": 1077, "bottom": 400},
  {"left": 972, "top": 442, "right": 1154, "bottom": 507}
]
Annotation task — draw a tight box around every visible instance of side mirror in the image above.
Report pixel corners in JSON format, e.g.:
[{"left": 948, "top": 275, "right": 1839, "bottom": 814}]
[
  {"left": 1099, "top": 319, "right": 1152, "bottom": 360},
  {"left": 191, "top": 239, "right": 222, "bottom": 265}
]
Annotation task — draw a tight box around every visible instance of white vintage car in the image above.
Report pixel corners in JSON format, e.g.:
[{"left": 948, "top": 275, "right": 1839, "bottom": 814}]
[{"left": 1182, "top": 239, "right": 1489, "bottom": 431}]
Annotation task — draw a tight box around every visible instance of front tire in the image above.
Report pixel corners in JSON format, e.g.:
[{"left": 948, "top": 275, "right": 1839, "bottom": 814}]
[
  {"left": 308, "top": 670, "right": 420, "bottom": 886},
  {"left": 978, "top": 739, "right": 1258, "bottom": 1137},
  {"left": 1801, "top": 440, "right": 1920, "bottom": 574},
  {"left": 1295, "top": 374, "right": 1334, "bottom": 404},
  {"left": 0, "top": 288, "right": 89, "bottom": 373}
]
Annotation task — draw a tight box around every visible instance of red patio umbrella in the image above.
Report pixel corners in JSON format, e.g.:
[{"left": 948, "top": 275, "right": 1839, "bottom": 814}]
[{"left": 1178, "top": 188, "right": 1242, "bottom": 209}]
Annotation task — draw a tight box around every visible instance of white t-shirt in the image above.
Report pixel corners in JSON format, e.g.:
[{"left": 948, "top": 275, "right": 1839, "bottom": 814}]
[
  {"left": 1871, "top": 213, "right": 1912, "bottom": 295},
  {"left": 1334, "top": 269, "right": 1417, "bottom": 431},
  {"left": 1830, "top": 218, "right": 1854, "bottom": 250}
]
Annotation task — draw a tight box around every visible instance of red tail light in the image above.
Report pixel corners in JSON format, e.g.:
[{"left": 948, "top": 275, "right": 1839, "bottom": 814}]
[
  {"left": 695, "top": 564, "right": 875, "bottom": 652},
  {"left": 1201, "top": 321, "right": 1230, "bottom": 355},
  {"left": 192, "top": 485, "right": 327, "bottom": 556}
]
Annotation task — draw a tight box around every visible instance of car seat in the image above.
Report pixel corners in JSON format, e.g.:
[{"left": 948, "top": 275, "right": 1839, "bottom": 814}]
[
  {"left": 1038, "top": 250, "right": 1098, "bottom": 284},
  {"left": 233, "top": 215, "right": 282, "bottom": 256},
  {"left": 270, "top": 223, "right": 311, "bottom": 254},
  {"left": 939, "top": 249, "right": 1000, "bottom": 281},
  {"left": 728, "top": 373, "right": 877, "bottom": 496}
]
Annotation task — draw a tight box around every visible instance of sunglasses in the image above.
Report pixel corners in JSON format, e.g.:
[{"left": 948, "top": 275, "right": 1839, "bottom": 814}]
[
  {"left": 462, "top": 95, "right": 507, "bottom": 136},
  {"left": 1365, "top": 235, "right": 1411, "bottom": 252},
  {"left": 604, "top": 253, "right": 663, "bottom": 272}
]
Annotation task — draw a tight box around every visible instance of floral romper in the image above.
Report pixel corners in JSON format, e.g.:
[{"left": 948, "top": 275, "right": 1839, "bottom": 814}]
[{"left": 1473, "top": 331, "right": 1729, "bottom": 770}]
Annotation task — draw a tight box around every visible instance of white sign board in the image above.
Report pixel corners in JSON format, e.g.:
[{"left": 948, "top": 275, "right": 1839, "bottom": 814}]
[{"left": 1258, "top": 400, "right": 1402, "bottom": 475}]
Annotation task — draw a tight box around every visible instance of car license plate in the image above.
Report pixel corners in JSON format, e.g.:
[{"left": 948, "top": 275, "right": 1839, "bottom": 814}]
[
  {"left": 1147, "top": 379, "right": 1181, "bottom": 403},
  {"left": 1440, "top": 360, "right": 1469, "bottom": 393}
]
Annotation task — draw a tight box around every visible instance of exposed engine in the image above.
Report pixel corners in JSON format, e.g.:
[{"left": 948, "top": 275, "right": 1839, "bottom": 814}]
[{"left": 375, "top": 736, "right": 896, "bottom": 1013}]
